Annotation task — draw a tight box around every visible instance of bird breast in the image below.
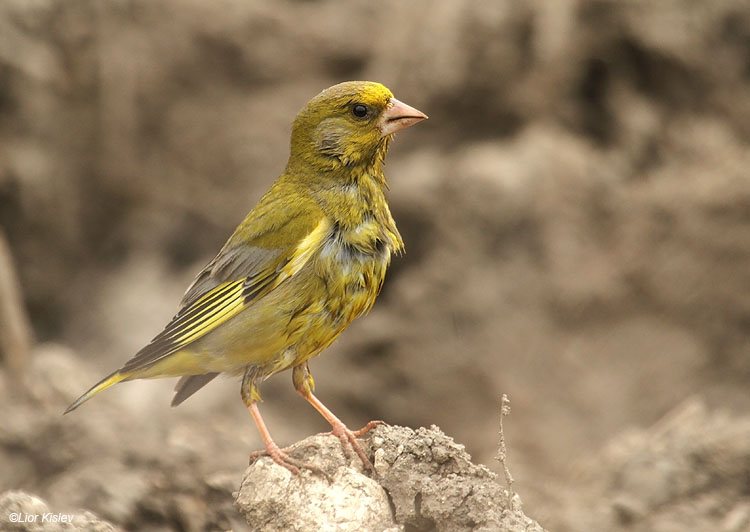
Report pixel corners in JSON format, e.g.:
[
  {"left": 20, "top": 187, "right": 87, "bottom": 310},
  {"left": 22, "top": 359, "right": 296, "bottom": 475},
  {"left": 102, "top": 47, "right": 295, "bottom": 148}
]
[{"left": 314, "top": 218, "right": 392, "bottom": 324}]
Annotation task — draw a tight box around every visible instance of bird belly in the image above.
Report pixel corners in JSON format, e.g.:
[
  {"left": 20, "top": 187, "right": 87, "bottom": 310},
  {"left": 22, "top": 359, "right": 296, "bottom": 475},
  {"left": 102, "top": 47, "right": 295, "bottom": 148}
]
[
  {"left": 292, "top": 228, "right": 391, "bottom": 363},
  {"left": 183, "top": 266, "right": 381, "bottom": 376},
  {"left": 179, "top": 223, "right": 392, "bottom": 378}
]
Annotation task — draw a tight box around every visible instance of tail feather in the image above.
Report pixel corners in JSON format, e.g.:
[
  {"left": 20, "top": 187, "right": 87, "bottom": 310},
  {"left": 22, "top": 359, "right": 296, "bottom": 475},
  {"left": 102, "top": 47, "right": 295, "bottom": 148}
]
[
  {"left": 63, "top": 371, "right": 128, "bottom": 414},
  {"left": 171, "top": 373, "right": 219, "bottom": 407}
]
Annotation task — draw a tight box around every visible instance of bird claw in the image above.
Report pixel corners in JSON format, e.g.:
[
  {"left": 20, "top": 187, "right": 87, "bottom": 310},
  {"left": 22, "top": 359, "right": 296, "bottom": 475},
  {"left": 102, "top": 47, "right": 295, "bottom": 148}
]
[
  {"left": 321, "top": 420, "right": 381, "bottom": 473},
  {"left": 249, "top": 445, "right": 328, "bottom": 479},
  {"left": 351, "top": 419, "right": 384, "bottom": 437}
]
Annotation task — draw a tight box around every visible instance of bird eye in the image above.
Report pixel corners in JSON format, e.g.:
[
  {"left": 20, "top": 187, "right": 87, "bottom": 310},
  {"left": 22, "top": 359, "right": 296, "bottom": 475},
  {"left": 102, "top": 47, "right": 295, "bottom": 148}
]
[{"left": 351, "top": 104, "right": 369, "bottom": 118}]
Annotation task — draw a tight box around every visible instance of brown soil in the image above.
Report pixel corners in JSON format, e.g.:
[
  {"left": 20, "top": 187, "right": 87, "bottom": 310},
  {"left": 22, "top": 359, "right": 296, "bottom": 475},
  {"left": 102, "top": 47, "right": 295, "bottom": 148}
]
[{"left": 2, "top": 1, "right": 750, "bottom": 530}]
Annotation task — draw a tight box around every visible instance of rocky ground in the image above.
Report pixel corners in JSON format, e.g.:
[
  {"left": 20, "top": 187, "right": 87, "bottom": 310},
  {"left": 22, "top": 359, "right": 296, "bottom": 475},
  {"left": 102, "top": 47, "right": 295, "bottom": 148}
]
[{"left": 2, "top": 0, "right": 750, "bottom": 530}]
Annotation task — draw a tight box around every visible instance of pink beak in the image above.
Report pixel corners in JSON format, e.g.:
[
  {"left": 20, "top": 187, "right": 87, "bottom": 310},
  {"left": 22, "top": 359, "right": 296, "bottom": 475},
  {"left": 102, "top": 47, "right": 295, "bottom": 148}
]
[{"left": 379, "top": 97, "right": 428, "bottom": 137}]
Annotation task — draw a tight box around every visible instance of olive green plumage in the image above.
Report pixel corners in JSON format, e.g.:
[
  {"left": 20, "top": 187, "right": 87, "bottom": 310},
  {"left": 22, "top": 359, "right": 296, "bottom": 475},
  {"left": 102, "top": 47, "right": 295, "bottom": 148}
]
[{"left": 65, "top": 81, "right": 426, "bottom": 416}]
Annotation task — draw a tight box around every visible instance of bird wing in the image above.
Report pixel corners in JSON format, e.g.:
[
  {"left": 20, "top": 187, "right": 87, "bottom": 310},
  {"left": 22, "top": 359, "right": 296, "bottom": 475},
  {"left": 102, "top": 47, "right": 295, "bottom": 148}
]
[{"left": 119, "top": 191, "right": 329, "bottom": 375}]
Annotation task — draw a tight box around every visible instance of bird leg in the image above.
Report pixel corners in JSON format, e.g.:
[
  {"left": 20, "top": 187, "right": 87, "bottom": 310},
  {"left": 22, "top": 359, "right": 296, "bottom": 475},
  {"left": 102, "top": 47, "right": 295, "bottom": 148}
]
[
  {"left": 293, "top": 363, "right": 379, "bottom": 472},
  {"left": 241, "top": 367, "right": 321, "bottom": 475}
]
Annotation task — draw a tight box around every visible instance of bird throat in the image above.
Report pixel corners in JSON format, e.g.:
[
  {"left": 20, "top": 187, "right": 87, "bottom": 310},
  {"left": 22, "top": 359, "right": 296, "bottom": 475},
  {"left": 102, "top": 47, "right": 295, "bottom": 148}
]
[{"left": 313, "top": 156, "right": 403, "bottom": 260}]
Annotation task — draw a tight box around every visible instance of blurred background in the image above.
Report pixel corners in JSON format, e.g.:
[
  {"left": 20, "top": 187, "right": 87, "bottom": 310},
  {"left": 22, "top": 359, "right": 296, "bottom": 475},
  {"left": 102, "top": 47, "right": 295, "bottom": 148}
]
[{"left": 2, "top": 0, "right": 750, "bottom": 531}]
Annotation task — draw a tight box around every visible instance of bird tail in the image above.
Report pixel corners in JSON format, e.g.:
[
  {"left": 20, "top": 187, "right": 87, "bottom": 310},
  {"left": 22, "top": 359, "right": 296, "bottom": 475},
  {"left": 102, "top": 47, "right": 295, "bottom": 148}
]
[
  {"left": 63, "top": 370, "right": 129, "bottom": 414},
  {"left": 171, "top": 373, "right": 219, "bottom": 407}
]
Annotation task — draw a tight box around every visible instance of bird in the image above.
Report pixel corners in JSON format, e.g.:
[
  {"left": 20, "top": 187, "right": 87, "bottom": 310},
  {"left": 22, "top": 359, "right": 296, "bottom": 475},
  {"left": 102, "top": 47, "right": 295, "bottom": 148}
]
[{"left": 64, "top": 80, "right": 427, "bottom": 473}]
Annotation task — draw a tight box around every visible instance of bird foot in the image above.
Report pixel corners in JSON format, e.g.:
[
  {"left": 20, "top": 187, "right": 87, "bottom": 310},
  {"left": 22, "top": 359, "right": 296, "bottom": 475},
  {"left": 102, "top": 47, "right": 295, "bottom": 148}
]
[
  {"left": 351, "top": 419, "right": 384, "bottom": 437},
  {"left": 248, "top": 442, "right": 326, "bottom": 478},
  {"left": 322, "top": 419, "right": 382, "bottom": 472}
]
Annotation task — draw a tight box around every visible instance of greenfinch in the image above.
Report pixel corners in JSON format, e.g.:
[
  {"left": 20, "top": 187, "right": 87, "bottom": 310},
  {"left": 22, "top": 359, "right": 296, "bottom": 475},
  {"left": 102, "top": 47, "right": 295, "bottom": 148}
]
[{"left": 65, "top": 81, "right": 427, "bottom": 473}]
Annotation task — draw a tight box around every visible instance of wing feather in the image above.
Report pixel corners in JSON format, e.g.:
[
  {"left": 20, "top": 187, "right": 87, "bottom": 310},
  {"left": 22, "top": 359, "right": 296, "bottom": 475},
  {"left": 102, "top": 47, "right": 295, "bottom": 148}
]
[{"left": 119, "top": 202, "right": 329, "bottom": 375}]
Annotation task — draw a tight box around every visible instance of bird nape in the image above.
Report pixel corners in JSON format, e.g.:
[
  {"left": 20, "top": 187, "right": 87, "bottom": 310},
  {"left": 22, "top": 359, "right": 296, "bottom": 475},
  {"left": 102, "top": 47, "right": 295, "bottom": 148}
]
[{"left": 64, "top": 80, "right": 427, "bottom": 474}]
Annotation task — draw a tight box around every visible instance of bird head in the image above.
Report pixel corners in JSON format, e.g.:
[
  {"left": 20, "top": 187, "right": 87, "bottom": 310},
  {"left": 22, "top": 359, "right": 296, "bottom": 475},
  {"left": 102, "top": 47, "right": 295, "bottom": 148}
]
[{"left": 288, "top": 81, "right": 427, "bottom": 173}]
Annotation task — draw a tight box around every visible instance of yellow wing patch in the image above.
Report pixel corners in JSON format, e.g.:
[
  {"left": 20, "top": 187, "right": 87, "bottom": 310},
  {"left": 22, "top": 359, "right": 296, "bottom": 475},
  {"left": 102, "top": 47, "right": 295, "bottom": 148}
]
[
  {"left": 118, "top": 217, "right": 332, "bottom": 375},
  {"left": 279, "top": 217, "right": 331, "bottom": 282},
  {"left": 171, "top": 281, "right": 245, "bottom": 345},
  {"left": 120, "top": 279, "right": 246, "bottom": 373}
]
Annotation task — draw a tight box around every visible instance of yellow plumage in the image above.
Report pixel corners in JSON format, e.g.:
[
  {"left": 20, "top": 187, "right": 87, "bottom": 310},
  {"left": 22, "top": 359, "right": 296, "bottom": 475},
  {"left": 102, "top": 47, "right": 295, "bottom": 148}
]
[{"left": 65, "top": 81, "right": 426, "bottom": 472}]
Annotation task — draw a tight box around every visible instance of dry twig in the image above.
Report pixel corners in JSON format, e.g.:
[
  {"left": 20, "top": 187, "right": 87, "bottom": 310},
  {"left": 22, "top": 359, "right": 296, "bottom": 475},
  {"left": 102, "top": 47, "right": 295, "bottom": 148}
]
[{"left": 495, "top": 393, "right": 517, "bottom": 510}]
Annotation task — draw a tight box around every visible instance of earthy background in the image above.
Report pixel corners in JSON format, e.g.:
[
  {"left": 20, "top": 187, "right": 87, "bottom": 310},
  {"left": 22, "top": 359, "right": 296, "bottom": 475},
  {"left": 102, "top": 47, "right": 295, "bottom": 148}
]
[{"left": 2, "top": 0, "right": 750, "bottom": 530}]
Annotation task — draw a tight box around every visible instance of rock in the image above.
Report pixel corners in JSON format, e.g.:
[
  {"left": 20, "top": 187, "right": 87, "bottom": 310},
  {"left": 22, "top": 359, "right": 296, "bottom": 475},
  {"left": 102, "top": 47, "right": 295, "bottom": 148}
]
[
  {"left": 236, "top": 431, "right": 400, "bottom": 532},
  {"left": 566, "top": 398, "right": 750, "bottom": 532},
  {"left": 236, "top": 424, "right": 546, "bottom": 532},
  {"left": 0, "top": 491, "right": 121, "bottom": 532},
  {"left": 371, "top": 425, "right": 544, "bottom": 532}
]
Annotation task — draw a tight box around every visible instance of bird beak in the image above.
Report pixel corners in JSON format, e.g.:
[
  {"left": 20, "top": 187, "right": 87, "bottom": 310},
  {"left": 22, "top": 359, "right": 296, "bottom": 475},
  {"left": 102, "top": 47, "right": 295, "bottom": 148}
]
[{"left": 379, "top": 97, "right": 428, "bottom": 137}]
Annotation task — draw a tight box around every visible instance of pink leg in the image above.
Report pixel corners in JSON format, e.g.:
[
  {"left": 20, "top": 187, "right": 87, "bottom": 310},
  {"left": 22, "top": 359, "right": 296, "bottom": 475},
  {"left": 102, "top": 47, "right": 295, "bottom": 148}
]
[
  {"left": 242, "top": 367, "right": 322, "bottom": 475},
  {"left": 298, "top": 390, "right": 380, "bottom": 471}
]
